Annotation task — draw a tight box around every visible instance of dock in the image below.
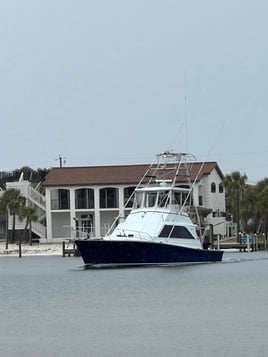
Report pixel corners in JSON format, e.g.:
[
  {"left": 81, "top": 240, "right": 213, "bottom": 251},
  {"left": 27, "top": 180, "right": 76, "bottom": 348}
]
[
  {"left": 213, "top": 235, "right": 267, "bottom": 252},
  {"left": 216, "top": 242, "right": 254, "bottom": 252},
  {"left": 62, "top": 241, "right": 80, "bottom": 257}
]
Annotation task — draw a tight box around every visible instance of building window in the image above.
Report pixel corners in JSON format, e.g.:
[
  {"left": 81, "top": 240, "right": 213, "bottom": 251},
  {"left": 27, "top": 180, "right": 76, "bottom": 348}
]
[
  {"left": 58, "top": 189, "right": 70, "bottom": 209},
  {"left": 51, "top": 189, "right": 70, "bottom": 210},
  {"left": 219, "top": 183, "right": 224, "bottom": 193},
  {"left": 212, "top": 210, "right": 226, "bottom": 217},
  {"left": 199, "top": 195, "right": 203, "bottom": 206},
  {"left": 75, "top": 189, "right": 94, "bottom": 209},
  {"left": 211, "top": 182, "right": 216, "bottom": 193},
  {"left": 124, "top": 187, "right": 135, "bottom": 208},
  {"left": 100, "top": 187, "right": 118, "bottom": 208}
]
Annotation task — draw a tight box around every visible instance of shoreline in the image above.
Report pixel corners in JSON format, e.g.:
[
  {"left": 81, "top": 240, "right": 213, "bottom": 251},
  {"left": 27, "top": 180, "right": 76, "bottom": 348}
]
[
  {"left": 1, "top": 242, "right": 267, "bottom": 259},
  {"left": 0, "top": 242, "right": 63, "bottom": 257}
]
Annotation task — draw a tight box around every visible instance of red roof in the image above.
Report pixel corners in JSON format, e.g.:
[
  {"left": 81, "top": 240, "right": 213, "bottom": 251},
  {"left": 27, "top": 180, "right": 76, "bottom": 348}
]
[{"left": 43, "top": 162, "right": 223, "bottom": 187}]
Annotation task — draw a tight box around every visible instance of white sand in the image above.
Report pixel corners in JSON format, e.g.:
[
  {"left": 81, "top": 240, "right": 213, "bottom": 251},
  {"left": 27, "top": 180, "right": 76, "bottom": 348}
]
[{"left": 0, "top": 242, "right": 63, "bottom": 256}]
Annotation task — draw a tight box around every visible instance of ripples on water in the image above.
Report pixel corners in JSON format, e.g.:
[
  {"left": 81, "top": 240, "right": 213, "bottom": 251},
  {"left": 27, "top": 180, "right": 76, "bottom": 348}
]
[{"left": 0, "top": 251, "right": 268, "bottom": 357}]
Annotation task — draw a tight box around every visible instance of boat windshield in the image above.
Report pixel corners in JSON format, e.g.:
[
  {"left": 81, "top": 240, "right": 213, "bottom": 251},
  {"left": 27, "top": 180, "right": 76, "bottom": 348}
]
[
  {"left": 133, "top": 190, "right": 170, "bottom": 208},
  {"left": 173, "top": 191, "right": 184, "bottom": 206},
  {"left": 146, "top": 192, "right": 157, "bottom": 207},
  {"left": 133, "top": 191, "right": 143, "bottom": 208},
  {"left": 133, "top": 189, "right": 192, "bottom": 209},
  {"left": 133, "top": 191, "right": 160, "bottom": 208},
  {"left": 158, "top": 191, "right": 169, "bottom": 207}
]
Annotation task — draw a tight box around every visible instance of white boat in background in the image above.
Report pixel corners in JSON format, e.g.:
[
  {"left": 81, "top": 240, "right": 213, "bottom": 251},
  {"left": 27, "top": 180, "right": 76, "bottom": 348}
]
[{"left": 75, "top": 152, "right": 223, "bottom": 267}]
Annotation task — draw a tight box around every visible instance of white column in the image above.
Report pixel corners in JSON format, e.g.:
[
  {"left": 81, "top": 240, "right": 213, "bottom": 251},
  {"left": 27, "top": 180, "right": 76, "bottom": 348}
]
[
  {"left": 69, "top": 188, "right": 76, "bottom": 239},
  {"left": 46, "top": 189, "right": 52, "bottom": 241},
  {"left": 94, "top": 187, "right": 101, "bottom": 237},
  {"left": 118, "top": 186, "right": 125, "bottom": 218}
]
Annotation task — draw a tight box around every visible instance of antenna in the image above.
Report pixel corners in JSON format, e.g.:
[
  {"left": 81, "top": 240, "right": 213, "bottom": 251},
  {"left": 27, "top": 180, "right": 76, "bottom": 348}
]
[
  {"left": 184, "top": 94, "right": 188, "bottom": 152},
  {"left": 56, "top": 155, "right": 66, "bottom": 168},
  {"left": 184, "top": 70, "right": 188, "bottom": 152}
]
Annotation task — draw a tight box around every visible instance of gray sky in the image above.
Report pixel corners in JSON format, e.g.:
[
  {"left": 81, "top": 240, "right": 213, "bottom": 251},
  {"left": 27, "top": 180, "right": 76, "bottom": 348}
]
[{"left": 1, "top": 0, "right": 268, "bottom": 183}]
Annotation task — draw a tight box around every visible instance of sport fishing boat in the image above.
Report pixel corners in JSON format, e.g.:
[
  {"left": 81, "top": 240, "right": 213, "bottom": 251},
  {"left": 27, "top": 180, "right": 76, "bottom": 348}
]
[{"left": 75, "top": 152, "right": 223, "bottom": 267}]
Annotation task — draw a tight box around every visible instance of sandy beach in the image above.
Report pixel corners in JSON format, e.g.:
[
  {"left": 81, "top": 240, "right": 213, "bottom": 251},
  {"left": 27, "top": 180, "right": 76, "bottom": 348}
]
[{"left": 0, "top": 242, "right": 63, "bottom": 256}]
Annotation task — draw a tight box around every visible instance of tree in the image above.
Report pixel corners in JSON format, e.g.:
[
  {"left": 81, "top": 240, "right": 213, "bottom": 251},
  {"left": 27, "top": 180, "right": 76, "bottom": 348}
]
[
  {"left": 240, "top": 184, "right": 259, "bottom": 233},
  {"left": 19, "top": 206, "right": 38, "bottom": 246},
  {"left": 254, "top": 178, "right": 268, "bottom": 237},
  {"left": 224, "top": 171, "right": 247, "bottom": 241},
  {"left": 15, "top": 166, "right": 49, "bottom": 182},
  {"left": 0, "top": 188, "right": 25, "bottom": 249},
  {"left": 2, "top": 167, "right": 49, "bottom": 186}
]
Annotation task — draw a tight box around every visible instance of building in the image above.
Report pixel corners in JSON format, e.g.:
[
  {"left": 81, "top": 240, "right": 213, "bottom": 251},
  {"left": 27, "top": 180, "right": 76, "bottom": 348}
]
[
  {"left": 2, "top": 160, "right": 227, "bottom": 242},
  {"left": 42, "top": 161, "right": 227, "bottom": 241}
]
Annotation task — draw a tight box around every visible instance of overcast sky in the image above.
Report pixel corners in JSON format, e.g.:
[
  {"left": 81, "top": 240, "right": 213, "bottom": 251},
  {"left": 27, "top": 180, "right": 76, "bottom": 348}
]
[{"left": 1, "top": 0, "right": 268, "bottom": 183}]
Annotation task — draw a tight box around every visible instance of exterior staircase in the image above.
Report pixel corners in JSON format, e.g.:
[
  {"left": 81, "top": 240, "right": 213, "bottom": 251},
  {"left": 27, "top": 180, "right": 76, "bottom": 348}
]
[
  {"left": 28, "top": 185, "right": 46, "bottom": 210},
  {"left": 6, "top": 175, "right": 47, "bottom": 238}
]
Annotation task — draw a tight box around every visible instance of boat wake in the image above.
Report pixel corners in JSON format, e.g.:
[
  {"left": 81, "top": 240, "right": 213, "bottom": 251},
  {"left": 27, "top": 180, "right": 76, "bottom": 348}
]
[
  {"left": 221, "top": 257, "right": 240, "bottom": 263},
  {"left": 222, "top": 254, "right": 268, "bottom": 264}
]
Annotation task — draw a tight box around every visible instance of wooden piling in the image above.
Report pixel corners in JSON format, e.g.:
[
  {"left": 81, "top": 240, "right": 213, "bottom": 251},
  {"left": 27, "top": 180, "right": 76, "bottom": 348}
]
[{"left": 62, "top": 241, "right": 79, "bottom": 257}]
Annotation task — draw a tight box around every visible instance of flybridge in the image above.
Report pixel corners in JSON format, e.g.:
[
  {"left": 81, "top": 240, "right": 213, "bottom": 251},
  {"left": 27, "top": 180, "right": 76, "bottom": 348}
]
[
  {"left": 143, "top": 151, "right": 196, "bottom": 187},
  {"left": 129, "top": 152, "right": 195, "bottom": 211}
]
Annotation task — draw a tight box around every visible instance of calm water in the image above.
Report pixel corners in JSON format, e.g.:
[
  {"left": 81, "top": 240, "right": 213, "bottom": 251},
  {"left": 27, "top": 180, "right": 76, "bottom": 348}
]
[{"left": 0, "top": 252, "right": 268, "bottom": 357}]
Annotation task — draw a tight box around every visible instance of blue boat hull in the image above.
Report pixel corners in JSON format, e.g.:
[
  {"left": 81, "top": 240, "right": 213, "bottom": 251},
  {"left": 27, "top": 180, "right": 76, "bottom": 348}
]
[{"left": 75, "top": 239, "right": 223, "bottom": 267}]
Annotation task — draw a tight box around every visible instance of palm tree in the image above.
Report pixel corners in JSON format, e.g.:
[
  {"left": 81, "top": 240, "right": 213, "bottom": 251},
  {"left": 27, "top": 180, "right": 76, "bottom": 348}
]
[
  {"left": 19, "top": 205, "right": 38, "bottom": 246},
  {"left": 224, "top": 171, "right": 247, "bottom": 241},
  {"left": 255, "top": 178, "right": 268, "bottom": 237},
  {"left": 0, "top": 188, "right": 25, "bottom": 249},
  {"left": 241, "top": 185, "right": 259, "bottom": 233}
]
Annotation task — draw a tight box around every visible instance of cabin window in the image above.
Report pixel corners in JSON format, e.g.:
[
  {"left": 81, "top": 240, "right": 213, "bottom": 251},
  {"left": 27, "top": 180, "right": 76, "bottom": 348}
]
[
  {"left": 146, "top": 192, "right": 157, "bottom": 207},
  {"left": 211, "top": 182, "right": 216, "bottom": 193},
  {"left": 133, "top": 191, "right": 143, "bottom": 208},
  {"left": 75, "top": 188, "right": 94, "bottom": 209},
  {"left": 158, "top": 191, "right": 169, "bottom": 207},
  {"left": 159, "top": 225, "right": 194, "bottom": 239},
  {"left": 173, "top": 192, "right": 182, "bottom": 205},
  {"left": 100, "top": 187, "right": 118, "bottom": 208},
  {"left": 219, "top": 183, "right": 224, "bottom": 193},
  {"left": 175, "top": 190, "right": 192, "bottom": 206}
]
